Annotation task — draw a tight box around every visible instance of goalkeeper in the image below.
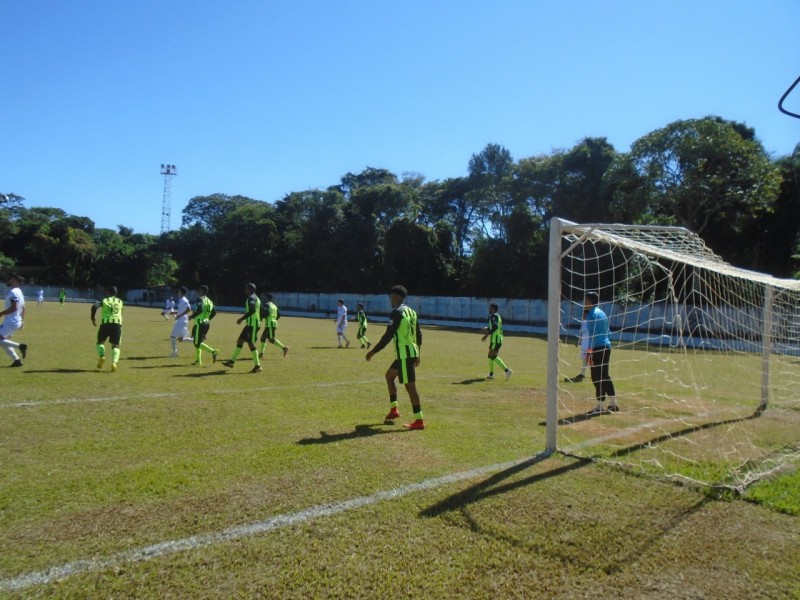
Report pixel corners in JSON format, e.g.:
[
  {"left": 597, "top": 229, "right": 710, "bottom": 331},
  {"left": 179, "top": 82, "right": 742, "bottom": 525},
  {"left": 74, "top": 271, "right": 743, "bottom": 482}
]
[{"left": 584, "top": 292, "right": 618, "bottom": 414}]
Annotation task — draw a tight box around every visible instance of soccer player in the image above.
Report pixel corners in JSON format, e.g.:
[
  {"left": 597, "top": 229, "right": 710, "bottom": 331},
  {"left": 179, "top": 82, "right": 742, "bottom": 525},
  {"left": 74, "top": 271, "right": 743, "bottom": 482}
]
[
  {"left": 188, "top": 284, "right": 219, "bottom": 366},
  {"left": 36, "top": 288, "right": 44, "bottom": 307},
  {"left": 169, "top": 286, "right": 193, "bottom": 357},
  {"left": 564, "top": 308, "right": 590, "bottom": 383},
  {"left": 0, "top": 273, "right": 28, "bottom": 367},
  {"left": 259, "top": 293, "right": 288, "bottom": 358},
  {"left": 481, "top": 303, "right": 512, "bottom": 381},
  {"left": 58, "top": 288, "right": 66, "bottom": 308},
  {"left": 584, "top": 291, "right": 618, "bottom": 414},
  {"left": 335, "top": 298, "right": 350, "bottom": 348},
  {"left": 161, "top": 297, "right": 176, "bottom": 320},
  {"left": 222, "top": 283, "right": 262, "bottom": 373},
  {"left": 365, "top": 285, "right": 425, "bottom": 430},
  {"left": 356, "top": 303, "right": 371, "bottom": 349},
  {"left": 91, "top": 285, "right": 123, "bottom": 372}
]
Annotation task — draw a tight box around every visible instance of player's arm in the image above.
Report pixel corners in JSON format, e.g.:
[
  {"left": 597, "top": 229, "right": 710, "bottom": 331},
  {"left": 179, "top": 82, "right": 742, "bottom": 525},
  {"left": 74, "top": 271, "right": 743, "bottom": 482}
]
[
  {"left": 90, "top": 301, "right": 100, "bottom": 325},
  {"left": 0, "top": 297, "right": 16, "bottom": 317},
  {"left": 365, "top": 310, "right": 401, "bottom": 360},
  {"left": 238, "top": 297, "right": 257, "bottom": 324}
]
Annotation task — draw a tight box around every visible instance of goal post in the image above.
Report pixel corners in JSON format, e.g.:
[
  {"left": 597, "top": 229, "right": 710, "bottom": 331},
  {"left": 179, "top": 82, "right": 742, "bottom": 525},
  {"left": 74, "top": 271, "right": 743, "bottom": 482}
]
[{"left": 546, "top": 217, "right": 800, "bottom": 490}]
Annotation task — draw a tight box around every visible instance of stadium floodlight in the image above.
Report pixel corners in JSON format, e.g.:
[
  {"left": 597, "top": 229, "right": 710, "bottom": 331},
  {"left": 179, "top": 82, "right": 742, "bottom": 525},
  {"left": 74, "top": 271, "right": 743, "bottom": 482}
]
[{"left": 546, "top": 217, "right": 800, "bottom": 492}]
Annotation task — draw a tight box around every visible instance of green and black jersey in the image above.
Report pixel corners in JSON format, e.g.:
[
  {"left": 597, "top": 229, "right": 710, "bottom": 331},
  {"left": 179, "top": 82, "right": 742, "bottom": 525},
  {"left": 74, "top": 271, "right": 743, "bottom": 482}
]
[
  {"left": 371, "top": 304, "right": 421, "bottom": 360},
  {"left": 91, "top": 296, "right": 123, "bottom": 324},
  {"left": 487, "top": 313, "right": 503, "bottom": 346}
]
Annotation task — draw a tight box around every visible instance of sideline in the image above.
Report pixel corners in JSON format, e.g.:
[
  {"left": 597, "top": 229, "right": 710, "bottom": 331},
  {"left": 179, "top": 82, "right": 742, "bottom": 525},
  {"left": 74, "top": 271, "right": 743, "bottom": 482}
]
[{"left": 0, "top": 454, "right": 549, "bottom": 593}]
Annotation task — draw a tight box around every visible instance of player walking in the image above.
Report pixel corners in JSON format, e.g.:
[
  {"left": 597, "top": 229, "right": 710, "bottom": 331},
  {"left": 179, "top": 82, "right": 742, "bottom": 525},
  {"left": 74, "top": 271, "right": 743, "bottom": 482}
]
[
  {"left": 0, "top": 273, "right": 28, "bottom": 367},
  {"left": 222, "top": 283, "right": 262, "bottom": 373},
  {"left": 482, "top": 302, "right": 512, "bottom": 381},
  {"left": 188, "top": 284, "right": 219, "bottom": 366},
  {"left": 259, "top": 293, "right": 288, "bottom": 358},
  {"left": 335, "top": 299, "right": 350, "bottom": 348},
  {"left": 356, "top": 303, "right": 371, "bottom": 349},
  {"left": 91, "top": 285, "right": 123, "bottom": 372},
  {"left": 365, "top": 285, "right": 425, "bottom": 430}
]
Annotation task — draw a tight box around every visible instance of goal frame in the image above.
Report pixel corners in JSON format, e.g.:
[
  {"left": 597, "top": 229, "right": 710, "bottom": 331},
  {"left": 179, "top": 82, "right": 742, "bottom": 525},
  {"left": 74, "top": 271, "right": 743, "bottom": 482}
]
[{"left": 545, "top": 217, "right": 799, "bottom": 453}]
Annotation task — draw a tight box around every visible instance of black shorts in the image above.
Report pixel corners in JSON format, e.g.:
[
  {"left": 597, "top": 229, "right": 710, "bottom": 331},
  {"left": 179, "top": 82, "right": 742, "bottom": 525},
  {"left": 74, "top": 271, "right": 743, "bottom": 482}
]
[
  {"left": 192, "top": 322, "right": 210, "bottom": 347},
  {"left": 238, "top": 324, "right": 259, "bottom": 345},
  {"left": 489, "top": 341, "right": 503, "bottom": 352},
  {"left": 97, "top": 323, "right": 122, "bottom": 346},
  {"left": 260, "top": 323, "right": 277, "bottom": 342},
  {"left": 390, "top": 357, "right": 417, "bottom": 384}
]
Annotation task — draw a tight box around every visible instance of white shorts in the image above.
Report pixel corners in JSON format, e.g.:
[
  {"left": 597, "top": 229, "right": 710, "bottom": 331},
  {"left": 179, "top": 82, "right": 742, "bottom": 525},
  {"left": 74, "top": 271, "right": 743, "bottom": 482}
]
[
  {"left": 171, "top": 320, "right": 189, "bottom": 339},
  {"left": 336, "top": 325, "right": 347, "bottom": 335},
  {"left": 0, "top": 320, "right": 22, "bottom": 339}
]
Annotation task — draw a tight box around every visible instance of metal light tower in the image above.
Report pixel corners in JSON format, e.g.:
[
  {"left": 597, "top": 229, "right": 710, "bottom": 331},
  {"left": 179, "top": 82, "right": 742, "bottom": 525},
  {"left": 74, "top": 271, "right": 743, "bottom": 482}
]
[{"left": 160, "top": 164, "right": 177, "bottom": 234}]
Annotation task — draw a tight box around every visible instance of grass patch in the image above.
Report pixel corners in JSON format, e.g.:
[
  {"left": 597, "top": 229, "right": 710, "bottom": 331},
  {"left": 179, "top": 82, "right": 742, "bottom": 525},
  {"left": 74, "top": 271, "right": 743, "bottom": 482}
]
[{"left": 0, "top": 301, "right": 798, "bottom": 597}]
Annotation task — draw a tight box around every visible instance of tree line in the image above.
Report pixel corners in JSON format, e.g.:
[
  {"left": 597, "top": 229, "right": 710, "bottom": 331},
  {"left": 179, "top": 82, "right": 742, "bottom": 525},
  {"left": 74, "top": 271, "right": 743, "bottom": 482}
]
[{"left": 2, "top": 115, "right": 799, "bottom": 305}]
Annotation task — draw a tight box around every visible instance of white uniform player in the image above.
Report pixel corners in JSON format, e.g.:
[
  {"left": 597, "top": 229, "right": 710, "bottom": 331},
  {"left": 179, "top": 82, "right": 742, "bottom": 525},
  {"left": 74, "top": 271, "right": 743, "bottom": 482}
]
[
  {"left": 169, "top": 288, "right": 193, "bottom": 357},
  {"left": 336, "top": 299, "right": 350, "bottom": 348},
  {"left": 0, "top": 273, "right": 27, "bottom": 367}
]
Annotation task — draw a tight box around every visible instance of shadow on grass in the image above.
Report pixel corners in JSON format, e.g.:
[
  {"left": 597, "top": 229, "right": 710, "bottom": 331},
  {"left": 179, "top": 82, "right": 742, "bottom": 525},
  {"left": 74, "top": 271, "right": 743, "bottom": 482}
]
[
  {"left": 455, "top": 378, "right": 489, "bottom": 385},
  {"left": 538, "top": 409, "right": 609, "bottom": 427},
  {"left": 174, "top": 369, "right": 229, "bottom": 378},
  {"left": 297, "top": 423, "right": 401, "bottom": 445},
  {"left": 605, "top": 408, "right": 766, "bottom": 459},
  {"left": 420, "top": 454, "right": 591, "bottom": 519},
  {"left": 22, "top": 368, "right": 95, "bottom": 374}
]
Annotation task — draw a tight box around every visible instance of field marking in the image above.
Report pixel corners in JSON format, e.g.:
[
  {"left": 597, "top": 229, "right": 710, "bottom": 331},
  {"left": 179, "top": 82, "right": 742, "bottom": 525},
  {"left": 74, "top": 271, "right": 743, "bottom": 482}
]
[
  {"left": 0, "top": 374, "right": 466, "bottom": 410},
  {"left": 0, "top": 454, "right": 546, "bottom": 593}
]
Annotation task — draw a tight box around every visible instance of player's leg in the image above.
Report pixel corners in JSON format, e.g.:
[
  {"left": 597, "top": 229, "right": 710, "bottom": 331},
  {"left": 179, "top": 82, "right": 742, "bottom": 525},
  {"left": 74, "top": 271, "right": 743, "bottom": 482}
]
[
  {"left": 383, "top": 363, "right": 401, "bottom": 420},
  {"left": 399, "top": 358, "right": 424, "bottom": 430}
]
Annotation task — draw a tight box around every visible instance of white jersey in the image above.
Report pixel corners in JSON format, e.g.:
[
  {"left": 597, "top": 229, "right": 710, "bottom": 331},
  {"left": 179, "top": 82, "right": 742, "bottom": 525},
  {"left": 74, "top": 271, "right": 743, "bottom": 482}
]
[
  {"left": 4, "top": 287, "right": 25, "bottom": 325},
  {"left": 336, "top": 304, "right": 348, "bottom": 333},
  {"left": 174, "top": 296, "right": 191, "bottom": 323},
  {"left": 578, "top": 319, "right": 590, "bottom": 355},
  {"left": 171, "top": 296, "right": 191, "bottom": 339}
]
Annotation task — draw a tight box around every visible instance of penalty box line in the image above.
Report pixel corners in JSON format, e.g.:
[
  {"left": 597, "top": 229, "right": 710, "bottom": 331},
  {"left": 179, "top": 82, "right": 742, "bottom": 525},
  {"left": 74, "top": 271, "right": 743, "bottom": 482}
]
[{"left": 0, "top": 454, "right": 548, "bottom": 593}]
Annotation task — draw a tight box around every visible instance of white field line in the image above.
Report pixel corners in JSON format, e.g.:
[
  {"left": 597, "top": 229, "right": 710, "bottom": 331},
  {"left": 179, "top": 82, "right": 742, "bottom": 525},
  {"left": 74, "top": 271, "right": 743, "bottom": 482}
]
[
  {"left": 0, "top": 454, "right": 546, "bottom": 593},
  {"left": 0, "top": 374, "right": 464, "bottom": 410}
]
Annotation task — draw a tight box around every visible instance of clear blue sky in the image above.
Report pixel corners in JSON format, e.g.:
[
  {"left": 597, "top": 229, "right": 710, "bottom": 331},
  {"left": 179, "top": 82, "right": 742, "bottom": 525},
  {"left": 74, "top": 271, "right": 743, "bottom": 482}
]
[{"left": 2, "top": 1, "right": 799, "bottom": 235}]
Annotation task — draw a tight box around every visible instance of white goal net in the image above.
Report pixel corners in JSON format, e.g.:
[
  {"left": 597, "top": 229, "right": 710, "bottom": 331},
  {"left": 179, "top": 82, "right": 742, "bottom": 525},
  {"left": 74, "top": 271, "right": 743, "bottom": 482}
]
[{"left": 546, "top": 218, "right": 800, "bottom": 491}]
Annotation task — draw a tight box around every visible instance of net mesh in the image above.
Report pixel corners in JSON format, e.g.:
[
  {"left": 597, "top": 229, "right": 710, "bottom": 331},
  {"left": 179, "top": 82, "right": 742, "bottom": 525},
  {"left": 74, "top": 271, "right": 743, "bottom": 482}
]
[{"left": 555, "top": 222, "right": 800, "bottom": 491}]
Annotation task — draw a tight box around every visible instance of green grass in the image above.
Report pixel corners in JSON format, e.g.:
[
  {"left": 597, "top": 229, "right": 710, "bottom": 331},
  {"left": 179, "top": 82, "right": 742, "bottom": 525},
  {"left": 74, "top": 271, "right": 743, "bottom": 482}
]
[{"left": 1, "top": 302, "right": 798, "bottom": 598}]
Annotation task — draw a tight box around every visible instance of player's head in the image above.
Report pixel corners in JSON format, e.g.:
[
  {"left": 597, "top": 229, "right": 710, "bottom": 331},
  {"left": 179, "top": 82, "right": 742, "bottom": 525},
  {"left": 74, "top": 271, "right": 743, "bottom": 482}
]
[
  {"left": 489, "top": 302, "right": 499, "bottom": 313},
  {"left": 337, "top": 298, "right": 344, "bottom": 306},
  {"left": 106, "top": 285, "right": 118, "bottom": 297},
  {"left": 264, "top": 293, "right": 273, "bottom": 301},
  {"left": 584, "top": 291, "right": 599, "bottom": 307},
  {"left": 245, "top": 283, "right": 257, "bottom": 295},
  {"left": 178, "top": 285, "right": 188, "bottom": 296},
  {"left": 6, "top": 272, "right": 23, "bottom": 286},
  {"left": 198, "top": 284, "right": 209, "bottom": 296},
  {"left": 389, "top": 285, "right": 407, "bottom": 307},
  {"left": 357, "top": 303, "right": 364, "bottom": 310}
]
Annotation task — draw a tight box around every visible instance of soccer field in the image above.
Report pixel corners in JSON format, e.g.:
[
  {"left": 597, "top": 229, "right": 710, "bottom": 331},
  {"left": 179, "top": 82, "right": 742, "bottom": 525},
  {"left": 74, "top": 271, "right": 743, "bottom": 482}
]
[{"left": 1, "top": 303, "right": 798, "bottom": 598}]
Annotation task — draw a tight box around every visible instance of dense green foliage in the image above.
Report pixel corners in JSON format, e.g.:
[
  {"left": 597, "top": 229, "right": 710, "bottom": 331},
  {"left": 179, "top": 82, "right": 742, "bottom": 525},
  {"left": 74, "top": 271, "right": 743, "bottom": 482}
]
[{"left": 3, "top": 116, "right": 798, "bottom": 302}]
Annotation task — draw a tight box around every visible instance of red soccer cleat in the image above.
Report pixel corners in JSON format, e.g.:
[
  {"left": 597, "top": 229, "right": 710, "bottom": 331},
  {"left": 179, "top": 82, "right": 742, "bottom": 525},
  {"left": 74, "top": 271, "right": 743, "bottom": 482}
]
[
  {"left": 384, "top": 408, "right": 400, "bottom": 421},
  {"left": 403, "top": 419, "right": 425, "bottom": 430}
]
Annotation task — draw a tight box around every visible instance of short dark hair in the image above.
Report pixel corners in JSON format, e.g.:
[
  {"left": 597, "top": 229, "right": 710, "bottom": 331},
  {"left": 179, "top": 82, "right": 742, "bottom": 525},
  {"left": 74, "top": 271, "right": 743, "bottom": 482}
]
[
  {"left": 264, "top": 293, "right": 273, "bottom": 301},
  {"left": 177, "top": 285, "right": 188, "bottom": 295},
  {"left": 7, "top": 272, "right": 24, "bottom": 284},
  {"left": 490, "top": 302, "right": 499, "bottom": 311},
  {"left": 106, "top": 285, "right": 118, "bottom": 296},
  {"left": 390, "top": 285, "right": 408, "bottom": 298},
  {"left": 584, "top": 291, "right": 600, "bottom": 305},
  {"left": 199, "top": 285, "right": 209, "bottom": 295},
  {"left": 357, "top": 303, "right": 364, "bottom": 309}
]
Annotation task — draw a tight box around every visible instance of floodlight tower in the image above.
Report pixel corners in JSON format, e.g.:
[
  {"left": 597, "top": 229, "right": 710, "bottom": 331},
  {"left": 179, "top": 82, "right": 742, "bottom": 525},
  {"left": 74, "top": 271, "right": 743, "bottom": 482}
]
[{"left": 160, "top": 163, "right": 177, "bottom": 234}]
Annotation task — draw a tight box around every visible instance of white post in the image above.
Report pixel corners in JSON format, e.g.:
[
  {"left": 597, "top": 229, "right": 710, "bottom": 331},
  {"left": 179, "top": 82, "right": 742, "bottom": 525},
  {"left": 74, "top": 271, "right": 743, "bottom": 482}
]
[
  {"left": 545, "top": 217, "right": 565, "bottom": 452},
  {"left": 760, "top": 285, "right": 772, "bottom": 412}
]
